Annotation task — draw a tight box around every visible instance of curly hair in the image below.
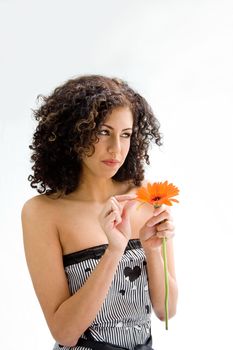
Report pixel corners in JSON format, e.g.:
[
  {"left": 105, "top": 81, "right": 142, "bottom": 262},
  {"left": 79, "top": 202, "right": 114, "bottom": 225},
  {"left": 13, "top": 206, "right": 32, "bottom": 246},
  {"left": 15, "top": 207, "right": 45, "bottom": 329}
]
[{"left": 28, "top": 74, "right": 163, "bottom": 197}]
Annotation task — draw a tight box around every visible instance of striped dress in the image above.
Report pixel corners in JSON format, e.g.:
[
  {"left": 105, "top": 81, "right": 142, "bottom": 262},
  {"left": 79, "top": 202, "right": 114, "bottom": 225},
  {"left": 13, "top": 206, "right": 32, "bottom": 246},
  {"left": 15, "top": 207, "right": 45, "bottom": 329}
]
[{"left": 53, "top": 239, "right": 153, "bottom": 350}]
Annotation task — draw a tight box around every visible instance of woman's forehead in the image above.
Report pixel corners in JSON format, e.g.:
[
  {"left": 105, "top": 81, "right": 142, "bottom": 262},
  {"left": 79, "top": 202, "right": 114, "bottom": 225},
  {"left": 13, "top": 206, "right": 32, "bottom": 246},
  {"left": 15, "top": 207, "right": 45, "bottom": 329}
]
[{"left": 104, "top": 106, "right": 133, "bottom": 125}]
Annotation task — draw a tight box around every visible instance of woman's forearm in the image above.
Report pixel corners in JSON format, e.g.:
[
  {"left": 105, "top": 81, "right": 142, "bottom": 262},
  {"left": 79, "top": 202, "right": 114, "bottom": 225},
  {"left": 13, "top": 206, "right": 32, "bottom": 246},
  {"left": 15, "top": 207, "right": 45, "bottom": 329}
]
[
  {"left": 143, "top": 247, "right": 178, "bottom": 320},
  {"left": 52, "top": 247, "right": 124, "bottom": 347}
]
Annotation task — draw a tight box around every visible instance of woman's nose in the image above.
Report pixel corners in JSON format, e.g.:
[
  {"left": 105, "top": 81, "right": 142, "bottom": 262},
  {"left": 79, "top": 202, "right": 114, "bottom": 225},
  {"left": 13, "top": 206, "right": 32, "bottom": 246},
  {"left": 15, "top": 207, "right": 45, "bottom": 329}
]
[{"left": 108, "top": 136, "right": 121, "bottom": 154}]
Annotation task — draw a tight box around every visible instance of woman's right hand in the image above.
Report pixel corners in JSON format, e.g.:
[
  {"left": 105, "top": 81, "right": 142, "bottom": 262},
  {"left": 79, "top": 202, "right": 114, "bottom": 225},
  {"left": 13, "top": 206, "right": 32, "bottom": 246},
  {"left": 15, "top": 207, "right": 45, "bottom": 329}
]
[{"left": 98, "top": 194, "right": 137, "bottom": 253}]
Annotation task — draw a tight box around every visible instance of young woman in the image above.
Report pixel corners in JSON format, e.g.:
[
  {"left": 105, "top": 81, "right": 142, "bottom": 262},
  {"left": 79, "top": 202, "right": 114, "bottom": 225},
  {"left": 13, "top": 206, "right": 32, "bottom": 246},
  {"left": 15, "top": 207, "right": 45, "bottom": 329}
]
[{"left": 21, "top": 75, "right": 178, "bottom": 350}]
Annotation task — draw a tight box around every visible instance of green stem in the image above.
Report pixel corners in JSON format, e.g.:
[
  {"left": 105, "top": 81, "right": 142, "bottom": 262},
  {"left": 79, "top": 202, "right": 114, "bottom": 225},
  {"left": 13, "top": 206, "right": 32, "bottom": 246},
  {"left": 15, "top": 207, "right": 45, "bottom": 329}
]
[
  {"left": 162, "top": 237, "right": 169, "bottom": 330},
  {"left": 153, "top": 204, "right": 169, "bottom": 330}
]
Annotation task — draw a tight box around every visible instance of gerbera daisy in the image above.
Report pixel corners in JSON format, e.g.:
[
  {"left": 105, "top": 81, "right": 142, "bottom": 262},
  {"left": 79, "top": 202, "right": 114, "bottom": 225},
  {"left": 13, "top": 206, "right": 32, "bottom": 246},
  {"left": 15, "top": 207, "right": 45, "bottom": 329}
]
[
  {"left": 135, "top": 180, "right": 179, "bottom": 330},
  {"left": 136, "top": 180, "right": 179, "bottom": 208}
]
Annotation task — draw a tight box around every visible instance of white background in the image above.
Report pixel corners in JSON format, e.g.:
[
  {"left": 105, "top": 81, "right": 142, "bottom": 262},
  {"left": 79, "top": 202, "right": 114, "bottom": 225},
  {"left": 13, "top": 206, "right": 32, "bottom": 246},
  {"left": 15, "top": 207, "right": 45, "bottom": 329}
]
[{"left": 0, "top": 0, "right": 233, "bottom": 349}]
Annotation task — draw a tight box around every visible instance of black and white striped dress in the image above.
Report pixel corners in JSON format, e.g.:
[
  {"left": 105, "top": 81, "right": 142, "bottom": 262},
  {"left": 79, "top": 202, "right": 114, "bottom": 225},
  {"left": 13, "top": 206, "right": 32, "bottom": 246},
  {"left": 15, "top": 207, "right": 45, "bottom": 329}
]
[{"left": 53, "top": 239, "right": 153, "bottom": 350}]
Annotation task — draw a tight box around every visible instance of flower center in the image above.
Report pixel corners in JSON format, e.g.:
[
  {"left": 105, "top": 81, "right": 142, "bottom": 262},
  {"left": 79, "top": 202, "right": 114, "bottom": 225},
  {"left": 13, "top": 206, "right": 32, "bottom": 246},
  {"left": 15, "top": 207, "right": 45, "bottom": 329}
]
[{"left": 153, "top": 196, "right": 161, "bottom": 201}]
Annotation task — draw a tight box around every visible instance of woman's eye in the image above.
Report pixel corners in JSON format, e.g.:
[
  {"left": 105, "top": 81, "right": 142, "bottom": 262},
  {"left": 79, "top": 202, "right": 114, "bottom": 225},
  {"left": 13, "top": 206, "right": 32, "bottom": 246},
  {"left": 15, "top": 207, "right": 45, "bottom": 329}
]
[
  {"left": 98, "top": 130, "right": 109, "bottom": 135},
  {"left": 98, "top": 130, "right": 131, "bottom": 138},
  {"left": 123, "top": 133, "right": 132, "bottom": 138}
]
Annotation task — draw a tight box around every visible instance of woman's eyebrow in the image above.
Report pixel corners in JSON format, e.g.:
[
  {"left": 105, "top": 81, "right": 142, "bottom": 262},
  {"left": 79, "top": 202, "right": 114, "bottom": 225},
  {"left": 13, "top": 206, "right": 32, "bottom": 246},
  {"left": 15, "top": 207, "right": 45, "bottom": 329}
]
[{"left": 102, "top": 124, "right": 132, "bottom": 131}]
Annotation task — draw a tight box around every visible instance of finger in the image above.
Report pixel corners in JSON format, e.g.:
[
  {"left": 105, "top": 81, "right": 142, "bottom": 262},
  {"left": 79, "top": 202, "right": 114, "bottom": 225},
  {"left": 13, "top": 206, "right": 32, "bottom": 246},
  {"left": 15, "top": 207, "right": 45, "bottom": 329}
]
[
  {"left": 153, "top": 204, "right": 172, "bottom": 216},
  {"left": 147, "top": 211, "right": 170, "bottom": 227},
  {"left": 111, "top": 196, "right": 122, "bottom": 213},
  {"left": 99, "top": 201, "right": 115, "bottom": 223},
  {"left": 112, "top": 195, "right": 137, "bottom": 217},
  {"left": 156, "top": 230, "right": 175, "bottom": 240},
  {"left": 105, "top": 210, "right": 121, "bottom": 227},
  {"left": 111, "top": 210, "right": 121, "bottom": 225},
  {"left": 104, "top": 211, "right": 116, "bottom": 229},
  {"left": 106, "top": 200, "right": 119, "bottom": 217},
  {"left": 113, "top": 209, "right": 122, "bottom": 224},
  {"left": 156, "top": 210, "right": 170, "bottom": 222},
  {"left": 156, "top": 221, "right": 175, "bottom": 232}
]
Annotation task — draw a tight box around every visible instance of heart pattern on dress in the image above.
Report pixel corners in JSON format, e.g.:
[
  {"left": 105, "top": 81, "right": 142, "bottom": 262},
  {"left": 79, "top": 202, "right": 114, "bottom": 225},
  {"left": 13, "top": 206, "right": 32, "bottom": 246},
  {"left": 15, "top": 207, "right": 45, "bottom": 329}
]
[{"left": 123, "top": 266, "right": 141, "bottom": 282}]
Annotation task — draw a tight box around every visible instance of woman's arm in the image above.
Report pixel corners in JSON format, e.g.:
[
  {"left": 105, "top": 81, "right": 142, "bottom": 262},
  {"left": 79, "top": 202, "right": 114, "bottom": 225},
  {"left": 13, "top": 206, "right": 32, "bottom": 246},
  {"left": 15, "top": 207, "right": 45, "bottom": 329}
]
[
  {"left": 53, "top": 247, "right": 123, "bottom": 346},
  {"left": 21, "top": 196, "right": 124, "bottom": 347}
]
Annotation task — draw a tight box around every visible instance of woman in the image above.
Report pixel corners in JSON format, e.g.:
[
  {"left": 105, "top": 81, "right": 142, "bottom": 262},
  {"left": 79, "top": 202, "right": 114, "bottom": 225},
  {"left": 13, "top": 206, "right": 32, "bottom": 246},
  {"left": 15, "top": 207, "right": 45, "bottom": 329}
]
[{"left": 21, "top": 75, "right": 178, "bottom": 350}]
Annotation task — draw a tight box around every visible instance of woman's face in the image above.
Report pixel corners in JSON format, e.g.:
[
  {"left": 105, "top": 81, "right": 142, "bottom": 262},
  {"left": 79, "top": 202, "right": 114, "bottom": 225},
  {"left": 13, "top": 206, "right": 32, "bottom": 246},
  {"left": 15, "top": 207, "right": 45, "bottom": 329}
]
[{"left": 81, "top": 106, "right": 133, "bottom": 178}]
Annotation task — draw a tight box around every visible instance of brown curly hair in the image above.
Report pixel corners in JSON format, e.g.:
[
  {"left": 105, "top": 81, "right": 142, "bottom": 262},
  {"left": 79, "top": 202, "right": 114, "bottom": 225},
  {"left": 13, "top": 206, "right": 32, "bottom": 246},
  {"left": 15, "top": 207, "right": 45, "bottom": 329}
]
[{"left": 28, "top": 74, "right": 163, "bottom": 197}]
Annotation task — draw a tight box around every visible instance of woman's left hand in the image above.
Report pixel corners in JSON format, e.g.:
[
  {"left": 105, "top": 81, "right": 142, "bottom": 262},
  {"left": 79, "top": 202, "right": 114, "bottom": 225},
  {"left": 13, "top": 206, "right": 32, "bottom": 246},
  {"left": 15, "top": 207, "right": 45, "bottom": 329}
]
[{"left": 139, "top": 204, "right": 175, "bottom": 252}]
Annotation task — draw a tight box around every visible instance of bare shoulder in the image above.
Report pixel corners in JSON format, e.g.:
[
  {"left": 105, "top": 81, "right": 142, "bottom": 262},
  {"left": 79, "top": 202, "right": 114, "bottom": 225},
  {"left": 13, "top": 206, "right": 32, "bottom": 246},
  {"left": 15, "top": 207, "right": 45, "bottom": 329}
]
[
  {"left": 21, "top": 193, "right": 58, "bottom": 212},
  {"left": 21, "top": 194, "right": 62, "bottom": 246},
  {"left": 21, "top": 194, "right": 63, "bottom": 233}
]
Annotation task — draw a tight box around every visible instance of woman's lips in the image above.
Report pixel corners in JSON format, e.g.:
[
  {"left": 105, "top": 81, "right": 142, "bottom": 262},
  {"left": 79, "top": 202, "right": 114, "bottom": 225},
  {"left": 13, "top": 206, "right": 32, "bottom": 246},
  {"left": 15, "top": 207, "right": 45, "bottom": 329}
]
[{"left": 102, "top": 161, "right": 120, "bottom": 167}]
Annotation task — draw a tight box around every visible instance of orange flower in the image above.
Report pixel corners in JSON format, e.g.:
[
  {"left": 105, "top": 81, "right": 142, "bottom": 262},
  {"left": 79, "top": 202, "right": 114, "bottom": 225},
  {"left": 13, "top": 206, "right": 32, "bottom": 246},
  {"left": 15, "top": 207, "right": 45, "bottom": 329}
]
[
  {"left": 136, "top": 180, "right": 179, "bottom": 207},
  {"left": 135, "top": 180, "right": 180, "bottom": 330}
]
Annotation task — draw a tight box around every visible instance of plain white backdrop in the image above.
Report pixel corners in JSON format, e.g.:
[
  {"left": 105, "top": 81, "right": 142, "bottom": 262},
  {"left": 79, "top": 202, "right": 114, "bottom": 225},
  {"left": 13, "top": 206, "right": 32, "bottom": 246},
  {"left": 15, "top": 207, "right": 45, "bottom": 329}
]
[{"left": 0, "top": 0, "right": 233, "bottom": 349}]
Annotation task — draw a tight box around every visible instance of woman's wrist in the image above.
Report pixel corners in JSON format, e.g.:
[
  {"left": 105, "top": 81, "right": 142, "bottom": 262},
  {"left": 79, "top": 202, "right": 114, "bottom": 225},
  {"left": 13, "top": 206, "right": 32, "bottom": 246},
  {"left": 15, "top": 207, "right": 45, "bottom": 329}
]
[
  {"left": 142, "top": 245, "right": 162, "bottom": 258},
  {"left": 105, "top": 245, "right": 126, "bottom": 257}
]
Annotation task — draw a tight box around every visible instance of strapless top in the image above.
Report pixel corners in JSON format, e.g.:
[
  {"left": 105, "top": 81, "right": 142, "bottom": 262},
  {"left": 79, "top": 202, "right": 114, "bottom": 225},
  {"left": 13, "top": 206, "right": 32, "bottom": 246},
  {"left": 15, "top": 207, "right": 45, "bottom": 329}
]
[{"left": 53, "top": 239, "right": 152, "bottom": 350}]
